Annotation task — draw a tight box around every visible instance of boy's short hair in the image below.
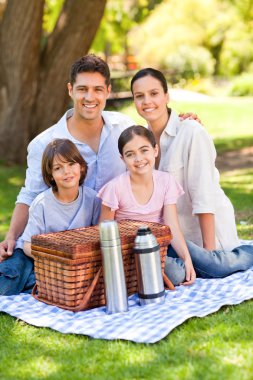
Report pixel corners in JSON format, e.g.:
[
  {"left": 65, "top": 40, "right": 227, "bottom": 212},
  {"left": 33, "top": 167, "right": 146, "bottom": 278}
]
[
  {"left": 42, "top": 139, "right": 87, "bottom": 191},
  {"left": 69, "top": 54, "right": 111, "bottom": 86}
]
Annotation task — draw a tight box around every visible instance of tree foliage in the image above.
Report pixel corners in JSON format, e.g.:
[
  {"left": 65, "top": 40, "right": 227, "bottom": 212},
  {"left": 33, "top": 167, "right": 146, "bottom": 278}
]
[
  {"left": 91, "top": 0, "right": 163, "bottom": 57},
  {"left": 128, "top": 0, "right": 253, "bottom": 79}
]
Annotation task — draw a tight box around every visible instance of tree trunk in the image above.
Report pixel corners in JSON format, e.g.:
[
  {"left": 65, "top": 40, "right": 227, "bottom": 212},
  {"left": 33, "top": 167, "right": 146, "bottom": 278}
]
[
  {"left": 0, "top": 0, "right": 44, "bottom": 163},
  {"left": 0, "top": 0, "right": 106, "bottom": 164}
]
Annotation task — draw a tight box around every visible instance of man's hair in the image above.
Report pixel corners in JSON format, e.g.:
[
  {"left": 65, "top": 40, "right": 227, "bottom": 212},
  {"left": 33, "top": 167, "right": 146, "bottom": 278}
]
[
  {"left": 69, "top": 54, "right": 111, "bottom": 86},
  {"left": 42, "top": 139, "right": 87, "bottom": 191}
]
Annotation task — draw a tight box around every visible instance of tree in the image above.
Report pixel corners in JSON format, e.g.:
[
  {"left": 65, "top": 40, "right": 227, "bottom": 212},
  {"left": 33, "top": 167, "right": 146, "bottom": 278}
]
[{"left": 0, "top": 0, "right": 106, "bottom": 164}]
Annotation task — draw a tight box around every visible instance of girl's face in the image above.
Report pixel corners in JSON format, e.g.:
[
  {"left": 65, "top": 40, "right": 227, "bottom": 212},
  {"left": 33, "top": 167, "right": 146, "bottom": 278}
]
[
  {"left": 132, "top": 75, "right": 169, "bottom": 124},
  {"left": 51, "top": 155, "right": 81, "bottom": 191},
  {"left": 121, "top": 134, "right": 158, "bottom": 176}
]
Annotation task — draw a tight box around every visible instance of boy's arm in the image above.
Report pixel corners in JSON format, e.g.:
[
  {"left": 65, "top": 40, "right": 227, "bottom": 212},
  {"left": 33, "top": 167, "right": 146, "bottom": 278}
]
[
  {"left": 0, "top": 204, "right": 29, "bottom": 261},
  {"left": 23, "top": 241, "right": 33, "bottom": 258}
]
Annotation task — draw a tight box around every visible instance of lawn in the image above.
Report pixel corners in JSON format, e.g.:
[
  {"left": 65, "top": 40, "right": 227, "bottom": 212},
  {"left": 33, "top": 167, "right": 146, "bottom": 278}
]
[{"left": 0, "top": 97, "right": 253, "bottom": 380}]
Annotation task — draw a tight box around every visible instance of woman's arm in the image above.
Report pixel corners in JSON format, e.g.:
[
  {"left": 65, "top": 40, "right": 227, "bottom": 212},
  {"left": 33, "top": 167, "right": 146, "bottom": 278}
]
[
  {"left": 197, "top": 213, "right": 215, "bottom": 250},
  {"left": 23, "top": 241, "right": 33, "bottom": 258},
  {"left": 164, "top": 204, "right": 196, "bottom": 285},
  {"left": 99, "top": 204, "right": 116, "bottom": 223}
]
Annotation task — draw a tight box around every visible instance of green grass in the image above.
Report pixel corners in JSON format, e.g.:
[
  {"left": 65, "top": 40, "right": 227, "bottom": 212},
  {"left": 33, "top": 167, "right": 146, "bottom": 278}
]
[
  {"left": 119, "top": 97, "right": 253, "bottom": 154},
  {"left": 0, "top": 97, "right": 253, "bottom": 380}
]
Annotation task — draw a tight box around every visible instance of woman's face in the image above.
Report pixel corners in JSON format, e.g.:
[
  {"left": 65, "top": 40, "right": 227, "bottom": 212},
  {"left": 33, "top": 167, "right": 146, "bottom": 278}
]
[{"left": 132, "top": 75, "right": 169, "bottom": 125}]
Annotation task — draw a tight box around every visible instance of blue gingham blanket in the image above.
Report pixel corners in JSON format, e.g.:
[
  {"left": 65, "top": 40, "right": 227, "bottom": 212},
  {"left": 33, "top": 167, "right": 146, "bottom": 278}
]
[{"left": 1, "top": 264, "right": 253, "bottom": 344}]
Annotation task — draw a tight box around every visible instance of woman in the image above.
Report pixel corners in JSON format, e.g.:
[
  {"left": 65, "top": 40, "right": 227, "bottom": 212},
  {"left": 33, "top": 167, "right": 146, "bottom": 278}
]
[{"left": 130, "top": 68, "right": 253, "bottom": 284}]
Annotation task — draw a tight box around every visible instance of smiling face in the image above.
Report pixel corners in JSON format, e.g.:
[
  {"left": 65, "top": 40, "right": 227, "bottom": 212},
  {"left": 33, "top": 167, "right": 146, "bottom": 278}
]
[
  {"left": 51, "top": 155, "right": 82, "bottom": 192},
  {"left": 67, "top": 72, "right": 111, "bottom": 123},
  {"left": 132, "top": 75, "right": 169, "bottom": 125},
  {"left": 121, "top": 134, "right": 158, "bottom": 176}
]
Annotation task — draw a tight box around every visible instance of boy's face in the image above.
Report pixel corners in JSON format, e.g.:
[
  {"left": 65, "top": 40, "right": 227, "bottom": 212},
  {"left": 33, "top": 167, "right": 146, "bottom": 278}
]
[
  {"left": 67, "top": 72, "right": 111, "bottom": 123},
  {"left": 51, "top": 155, "right": 81, "bottom": 192}
]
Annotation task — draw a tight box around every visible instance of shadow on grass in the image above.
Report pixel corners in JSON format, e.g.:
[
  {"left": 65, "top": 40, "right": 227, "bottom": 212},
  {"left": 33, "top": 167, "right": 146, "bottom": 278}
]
[{"left": 214, "top": 135, "right": 253, "bottom": 155}]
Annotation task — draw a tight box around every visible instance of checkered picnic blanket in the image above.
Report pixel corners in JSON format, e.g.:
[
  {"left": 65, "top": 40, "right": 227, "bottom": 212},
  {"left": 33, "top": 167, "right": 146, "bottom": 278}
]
[{"left": 1, "top": 264, "right": 253, "bottom": 343}]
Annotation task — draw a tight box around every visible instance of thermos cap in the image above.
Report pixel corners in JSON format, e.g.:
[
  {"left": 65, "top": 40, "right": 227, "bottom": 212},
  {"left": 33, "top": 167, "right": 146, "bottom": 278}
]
[
  {"left": 99, "top": 220, "right": 120, "bottom": 242},
  {"left": 136, "top": 226, "right": 152, "bottom": 236}
]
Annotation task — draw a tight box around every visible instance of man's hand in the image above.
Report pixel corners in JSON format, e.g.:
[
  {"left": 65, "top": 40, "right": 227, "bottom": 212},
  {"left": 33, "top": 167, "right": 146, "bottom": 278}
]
[
  {"left": 0, "top": 203, "right": 29, "bottom": 262},
  {"left": 0, "top": 237, "right": 16, "bottom": 262},
  {"left": 179, "top": 112, "right": 202, "bottom": 125}
]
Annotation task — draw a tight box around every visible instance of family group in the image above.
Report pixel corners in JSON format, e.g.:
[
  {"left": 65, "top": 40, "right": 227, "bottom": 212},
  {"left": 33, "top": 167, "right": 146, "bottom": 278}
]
[{"left": 0, "top": 54, "right": 252, "bottom": 296}]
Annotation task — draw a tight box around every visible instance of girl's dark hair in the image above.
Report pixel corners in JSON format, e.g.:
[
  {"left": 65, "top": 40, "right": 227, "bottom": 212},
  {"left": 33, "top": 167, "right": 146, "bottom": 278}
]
[
  {"left": 130, "top": 68, "right": 168, "bottom": 94},
  {"left": 118, "top": 125, "right": 156, "bottom": 155},
  {"left": 42, "top": 139, "right": 87, "bottom": 191}
]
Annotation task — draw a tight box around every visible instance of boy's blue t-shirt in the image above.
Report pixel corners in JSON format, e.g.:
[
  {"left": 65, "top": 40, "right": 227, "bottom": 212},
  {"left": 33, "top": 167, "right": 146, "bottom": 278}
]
[{"left": 16, "top": 185, "right": 101, "bottom": 249}]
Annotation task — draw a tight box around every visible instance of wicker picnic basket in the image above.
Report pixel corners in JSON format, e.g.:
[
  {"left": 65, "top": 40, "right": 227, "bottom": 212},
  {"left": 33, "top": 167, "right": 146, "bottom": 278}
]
[{"left": 31, "top": 220, "right": 173, "bottom": 312}]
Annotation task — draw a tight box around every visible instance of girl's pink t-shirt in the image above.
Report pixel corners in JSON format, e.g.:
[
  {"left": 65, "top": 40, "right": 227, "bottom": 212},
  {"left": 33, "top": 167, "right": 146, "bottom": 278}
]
[{"left": 97, "top": 170, "right": 184, "bottom": 223}]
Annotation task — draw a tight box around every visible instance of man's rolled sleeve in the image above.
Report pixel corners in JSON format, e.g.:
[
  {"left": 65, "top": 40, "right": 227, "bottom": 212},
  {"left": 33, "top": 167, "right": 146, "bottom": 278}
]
[{"left": 15, "top": 139, "right": 48, "bottom": 206}]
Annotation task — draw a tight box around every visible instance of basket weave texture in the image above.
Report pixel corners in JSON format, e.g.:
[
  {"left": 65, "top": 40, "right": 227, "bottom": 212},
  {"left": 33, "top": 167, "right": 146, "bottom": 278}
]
[{"left": 32, "top": 220, "right": 172, "bottom": 312}]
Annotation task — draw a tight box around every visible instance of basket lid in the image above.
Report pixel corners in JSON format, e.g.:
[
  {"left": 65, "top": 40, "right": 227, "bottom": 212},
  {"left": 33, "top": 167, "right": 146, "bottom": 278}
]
[{"left": 31, "top": 220, "right": 171, "bottom": 257}]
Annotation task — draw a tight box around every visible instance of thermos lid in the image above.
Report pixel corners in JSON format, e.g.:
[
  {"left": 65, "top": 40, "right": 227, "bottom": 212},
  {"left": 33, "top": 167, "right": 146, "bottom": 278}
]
[
  {"left": 136, "top": 226, "right": 152, "bottom": 236},
  {"left": 99, "top": 220, "right": 120, "bottom": 241}
]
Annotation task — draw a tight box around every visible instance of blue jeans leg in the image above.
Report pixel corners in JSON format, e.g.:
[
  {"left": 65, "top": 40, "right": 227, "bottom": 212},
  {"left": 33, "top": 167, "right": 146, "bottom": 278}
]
[
  {"left": 186, "top": 240, "right": 253, "bottom": 278},
  {"left": 0, "top": 248, "right": 35, "bottom": 295}
]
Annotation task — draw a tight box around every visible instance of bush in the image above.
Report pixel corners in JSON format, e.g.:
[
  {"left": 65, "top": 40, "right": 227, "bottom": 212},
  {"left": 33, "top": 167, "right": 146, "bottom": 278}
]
[
  {"left": 229, "top": 74, "right": 253, "bottom": 96},
  {"left": 161, "top": 45, "right": 215, "bottom": 82}
]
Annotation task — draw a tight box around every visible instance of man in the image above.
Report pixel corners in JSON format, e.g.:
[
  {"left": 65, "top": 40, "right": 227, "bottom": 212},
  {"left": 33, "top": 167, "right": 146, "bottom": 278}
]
[{"left": 0, "top": 54, "right": 135, "bottom": 261}]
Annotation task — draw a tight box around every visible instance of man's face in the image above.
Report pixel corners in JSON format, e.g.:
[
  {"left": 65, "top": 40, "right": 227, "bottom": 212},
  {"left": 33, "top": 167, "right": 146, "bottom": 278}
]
[{"left": 68, "top": 72, "right": 111, "bottom": 122}]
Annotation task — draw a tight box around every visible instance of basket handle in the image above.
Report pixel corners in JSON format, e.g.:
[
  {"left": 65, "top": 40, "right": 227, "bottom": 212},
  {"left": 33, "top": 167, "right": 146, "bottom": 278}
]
[
  {"left": 163, "top": 272, "right": 175, "bottom": 290},
  {"left": 31, "top": 267, "right": 103, "bottom": 312}
]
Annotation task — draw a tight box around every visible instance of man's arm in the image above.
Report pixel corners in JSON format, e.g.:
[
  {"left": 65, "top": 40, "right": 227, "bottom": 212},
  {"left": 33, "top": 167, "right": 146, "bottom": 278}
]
[{"left": 0, "top": 204, "right": 29, "bottom": 261}]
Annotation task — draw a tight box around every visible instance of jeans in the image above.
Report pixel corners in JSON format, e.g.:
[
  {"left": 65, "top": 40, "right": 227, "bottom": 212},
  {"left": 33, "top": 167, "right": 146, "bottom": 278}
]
[
  {"left": 0, "top": 248, "right": 35, "bottom": 295},
  {"left": 165, "top": 240, "right": 253, "bottom": 286}
]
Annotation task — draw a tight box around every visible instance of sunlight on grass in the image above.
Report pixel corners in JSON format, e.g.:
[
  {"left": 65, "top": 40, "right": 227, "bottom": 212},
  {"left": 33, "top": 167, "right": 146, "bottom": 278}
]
[
  {"left": 8, "top": 176, "right": 24, "bottom": 186},
  {"left": 120, "top": 98, "right": 253, "bottom": 154}
]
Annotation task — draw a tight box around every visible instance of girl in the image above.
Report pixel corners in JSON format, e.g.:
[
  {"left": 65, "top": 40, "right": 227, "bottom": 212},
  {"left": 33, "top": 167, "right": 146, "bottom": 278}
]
[
  {"left": 0, "top": 139, "right": 101, "bottom": 295},
  {"left": 98, "top": 125, "right": 196, "bottom": 286}
]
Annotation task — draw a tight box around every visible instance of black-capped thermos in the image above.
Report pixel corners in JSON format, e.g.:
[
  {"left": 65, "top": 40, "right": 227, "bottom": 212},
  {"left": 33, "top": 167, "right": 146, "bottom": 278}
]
[
  {"left": 99, "top": 220, "right": 128, "bottom": 314},
  {"left": 134, "top": 226, "right": 165, "bottom": 305}
]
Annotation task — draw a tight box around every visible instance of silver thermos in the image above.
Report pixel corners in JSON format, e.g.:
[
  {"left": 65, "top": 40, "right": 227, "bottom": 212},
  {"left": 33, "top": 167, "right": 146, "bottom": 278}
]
[
  {"left": 134, "top": 226, "right": 165, "bottom": 305},
  {"left": 99, "top": 220, "right": 128, "bottom": 314}
]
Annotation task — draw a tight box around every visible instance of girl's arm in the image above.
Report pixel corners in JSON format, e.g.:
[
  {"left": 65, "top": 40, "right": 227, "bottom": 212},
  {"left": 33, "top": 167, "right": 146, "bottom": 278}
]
[
  {"left": 197, "top": 213, "right": 215, "bottom": 250},
  {"left": 99, "top": 204, "right": 116, "bottom": 223},
  {"left": 164, "top": 204, "right": 196, "bottom": 285},
  {"left": 23, "top": 241, "right": 33, "bottom": 258}
]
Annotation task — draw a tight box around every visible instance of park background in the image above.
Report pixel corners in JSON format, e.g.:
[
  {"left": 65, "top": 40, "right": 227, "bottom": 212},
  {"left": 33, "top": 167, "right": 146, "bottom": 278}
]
[{"left": 0, "top": 1, "right": 253, "bottom": 379}]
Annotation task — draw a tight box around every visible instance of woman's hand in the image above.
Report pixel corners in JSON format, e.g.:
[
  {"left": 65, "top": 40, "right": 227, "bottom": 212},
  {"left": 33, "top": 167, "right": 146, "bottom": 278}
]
[{"left": 180, "top": 258, "right": 196, "bottom": 286}]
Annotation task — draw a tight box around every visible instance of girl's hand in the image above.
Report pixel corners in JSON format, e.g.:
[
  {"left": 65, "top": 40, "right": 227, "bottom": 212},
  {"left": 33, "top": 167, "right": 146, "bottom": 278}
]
[{"left": 181, "top": 259, "right": 196, "bottom": 286}]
